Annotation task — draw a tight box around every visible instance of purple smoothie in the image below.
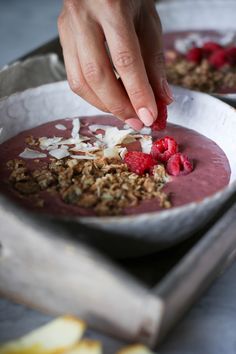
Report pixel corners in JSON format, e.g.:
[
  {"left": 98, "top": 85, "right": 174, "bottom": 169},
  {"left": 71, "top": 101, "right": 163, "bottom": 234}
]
[{"left": 0, "top": 115, "right": 231, "bottom": 216}]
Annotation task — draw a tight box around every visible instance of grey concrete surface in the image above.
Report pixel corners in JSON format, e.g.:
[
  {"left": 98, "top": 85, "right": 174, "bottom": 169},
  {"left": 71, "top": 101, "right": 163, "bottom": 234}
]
[{"left": 0, "top": 0, "right": 62, "bottom": 67}]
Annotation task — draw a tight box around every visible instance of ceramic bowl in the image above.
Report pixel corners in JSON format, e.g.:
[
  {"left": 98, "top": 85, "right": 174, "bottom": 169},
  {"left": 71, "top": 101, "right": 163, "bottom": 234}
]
[
  {"left": 1, "top": 81, "right": 236, "bottom": 257},
  {"left": 157, "top": 0, "right": 236, "bottom": 104}
]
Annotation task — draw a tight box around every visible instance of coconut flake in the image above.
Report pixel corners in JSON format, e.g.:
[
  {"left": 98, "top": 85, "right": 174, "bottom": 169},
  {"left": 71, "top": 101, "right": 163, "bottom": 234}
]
[
  {"left": 175, "top": 33, "right": 202, "bottom": 54},
  {"left": 55, "top": 124, "right": 67, "bottom": 131},
  {"left": 103, "top": 127, "right": 133, "bottom": 148},
  {"left": 139, "top": 127, "right": 152, "bottom": 135},
  {"left": 89, "top": 124, "right": 114, "bottom": 133},
  {"left": 70, "top": 144, "right": 99, "bottom": 152},
  {"left": 70, "top": 155, "right": 96, "bottom": 160},
  {"left": 103, "top": 147, "right": 120, "bottom": 158},
  {"left": 49, "top": 148, "right": 70, "bottom": 159},
  {"left": 46, "top": 143, "right": 69, "bottom": 151},
  {"left": 123, "top": 124, "right": 151, "bottom": 135},
  {"left": 47, "top": 145, "right": 59, "bottom": 151},
  {"left": 71, "top": 118, "right": 80, "bottom": 139},
  {"left": 95, "top": 134, "right": 104, "bottom": 141},
  {"left": 19, "top": 148, "right": 47, "bottom": 159},
  {"left": 58, "top": 135, "right": 89, "bottom": 146},
  {"left": 123, "top": 124, "right": 135, "bottom": 132},
  {"left": 58, "top": 138, "right": 76, "bottom": 145},
  {"left": 94, "top": 141, "right": 102, "bottom": 147},
  {"left": 219, "top": 32, "right": 236, "bottom": 46},
  {"left": 140, "top": 136, "right": 153, "bottom": 154},
  {"left": 39, "top": 137, "right": 63, "bottom": 150},
  {"left": 0, "top": 127, "right": 3, "bottom": 136},
  {"left": 118, "top": 147, "right": 128, "bottom": 160}
]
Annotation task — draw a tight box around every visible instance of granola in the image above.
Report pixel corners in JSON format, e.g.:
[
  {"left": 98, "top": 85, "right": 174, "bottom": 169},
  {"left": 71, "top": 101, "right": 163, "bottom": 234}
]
[
  {"left": 166, "top": 57, "right": 236, "bottom": 93},
  {"left": 3, "top": 116, "right": 177, "bottom": 216},
  {"left": 7, "top": 156, "right": 170, "bottom": 216}
]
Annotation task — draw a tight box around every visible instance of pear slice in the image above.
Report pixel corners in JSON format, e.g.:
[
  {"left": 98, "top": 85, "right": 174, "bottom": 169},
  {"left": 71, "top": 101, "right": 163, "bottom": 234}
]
[
  {"left": 0, "top": 316, "right": 86, "bottom": 354},
  {"left": 116, "top": 344, "right": 154, "bottom": 354},
  {"left": 63, "top": 339, "right": 102, "bottom": 354}
]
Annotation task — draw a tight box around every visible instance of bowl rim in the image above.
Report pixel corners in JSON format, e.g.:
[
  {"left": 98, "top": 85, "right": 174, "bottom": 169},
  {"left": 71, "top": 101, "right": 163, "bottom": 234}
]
[{"left": 0, "top": 80, "right": 235, "bottom": 222}]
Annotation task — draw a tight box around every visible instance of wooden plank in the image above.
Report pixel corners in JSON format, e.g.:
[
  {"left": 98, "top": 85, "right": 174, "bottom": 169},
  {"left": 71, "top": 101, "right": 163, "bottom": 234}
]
[
  {"left": 153, "top": 198, "right": 236, "bottom": 343},
  {"left": 0, "top": 195, "right": 163, "bottom": 346}
]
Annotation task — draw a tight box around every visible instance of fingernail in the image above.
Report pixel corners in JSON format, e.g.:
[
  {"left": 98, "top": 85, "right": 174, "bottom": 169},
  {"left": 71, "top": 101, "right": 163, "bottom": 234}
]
[
  {"left": 138, "top": 108, "right": 154, "bottom": 126},
  {"left": 161, "top": 78, "right": 173, "bottom": 103},
  {"left": 126, "top": 118, "right": 143, "bottom": 131}
]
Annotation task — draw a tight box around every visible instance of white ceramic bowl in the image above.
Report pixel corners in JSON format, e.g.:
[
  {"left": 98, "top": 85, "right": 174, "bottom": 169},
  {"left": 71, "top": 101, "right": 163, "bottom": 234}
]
[
  {"left": 157, "top": 0, "right": 236, "bottom": 104},
  {"left": 0, "top": 81, "right": 236, "bottom": 257}
]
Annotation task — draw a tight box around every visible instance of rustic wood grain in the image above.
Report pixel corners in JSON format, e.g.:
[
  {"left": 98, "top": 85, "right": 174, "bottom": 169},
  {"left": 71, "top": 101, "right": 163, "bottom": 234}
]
[
  {"left": 154, "top": 198, "right": 236, "bottom": 342},
  {"left": 0, "top": 195, "right": 164, "bottom": 346}
]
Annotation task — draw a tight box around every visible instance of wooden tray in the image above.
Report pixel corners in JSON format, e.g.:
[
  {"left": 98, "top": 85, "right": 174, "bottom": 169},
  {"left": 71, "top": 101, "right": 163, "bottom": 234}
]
[{"left": 1, "top": 37, "right": 236, "bottom": 348}]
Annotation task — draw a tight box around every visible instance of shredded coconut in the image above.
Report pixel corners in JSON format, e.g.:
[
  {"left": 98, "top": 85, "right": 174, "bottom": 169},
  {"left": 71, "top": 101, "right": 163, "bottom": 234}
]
[
  {"left": 19, "top": 148, "right": 47, "bottom": 159},
  {"left": 139, "top": 127, "right": 152, "bottom": 135},
  {"left": 39, "top": 137, "right": 63, "bottom": 150},
  {"left": 49, "top": 148, "right": 70, "bottom": 159},
  {"left": 103, "top": 147, "right": 120, "bottom": 158},
  {"left": 71, "top": 118, "right": 80, "bottom": 139},
  {"left": 55, "top": 124, "right": 67, "bottom": 131},
  {"left": 89, "top": 124, "right": 115, "bottom": 133},
  {"left": 70, "top": 155, "right": 96, "bottom": 160},
  {"left": 140, "top": 136, "right": 153, "bottom": 154},
  {"left": 103, "top": 127, "right": 133, "bottom": 148},
  {"left": 70, "top": 144, "right": 99, "bottom": 152}
]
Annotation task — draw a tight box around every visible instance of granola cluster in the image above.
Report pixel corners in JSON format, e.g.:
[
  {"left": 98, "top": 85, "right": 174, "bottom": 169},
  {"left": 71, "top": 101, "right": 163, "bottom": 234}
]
[
  {"left": 166, "top": 57, "right": 236, "bottom": 93},
  {"left": 7, "top": 157, "right": 170, "bottom": 216}
]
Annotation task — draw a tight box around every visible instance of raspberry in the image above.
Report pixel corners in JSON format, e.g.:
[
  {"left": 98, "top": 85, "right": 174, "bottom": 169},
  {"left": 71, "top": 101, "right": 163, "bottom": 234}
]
[
  {"left": 151, "top": 100, "right": 168, "bottom": 131},
  {"left": 166, "top": 153, "right": 193, "bottom": 176},
  {"left": 225, "top": 47, "right": 236, "bottom": 66},
  {"left": 124, "top": 151, "right": 156, "bottom": 175},
  {"left": 202, "top": 42, "right": 222, "bottom": 57},
  {"left": 186, "top": 47, "right": 203, "bottom": 63},
  {"left": 209, "top": 49, "right": 228, "bottom": 69},
  {"left": 151, "top": 136, "right": 178, "bottom": 163}
]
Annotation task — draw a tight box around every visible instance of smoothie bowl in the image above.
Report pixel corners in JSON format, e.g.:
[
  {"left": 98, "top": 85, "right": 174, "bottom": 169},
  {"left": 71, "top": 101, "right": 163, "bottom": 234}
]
[
  {"left": 157, "top": 0, "right": 236, "bottom": 104},
  {"left": 0, "top": 81, "right": 236, "bottom": 256},
  {"left": 164, "top": 30, "right": 236, "bottom": 96}
]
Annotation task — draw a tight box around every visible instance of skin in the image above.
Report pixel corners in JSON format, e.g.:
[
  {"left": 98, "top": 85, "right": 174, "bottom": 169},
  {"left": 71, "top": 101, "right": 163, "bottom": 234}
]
[{"left": 58, "top": 0, "right": 173, "bottom": 130}]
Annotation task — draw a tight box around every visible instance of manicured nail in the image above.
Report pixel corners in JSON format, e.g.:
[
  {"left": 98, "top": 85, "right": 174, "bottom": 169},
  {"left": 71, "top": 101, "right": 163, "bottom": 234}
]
[
  {"left": 137, "top": 107, "right": 154, "bottom": 126},
  {"left": 161, "top": 78, "right": 173, "bottom": 103},
  {"left": 126, "top": 118, "right": 143, "bottom": 131}
]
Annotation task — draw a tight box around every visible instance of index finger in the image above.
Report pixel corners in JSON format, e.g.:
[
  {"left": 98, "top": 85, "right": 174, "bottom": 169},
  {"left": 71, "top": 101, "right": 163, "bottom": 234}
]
[{"left": 102, "top": 19, "right": 158, "bottom": 127}]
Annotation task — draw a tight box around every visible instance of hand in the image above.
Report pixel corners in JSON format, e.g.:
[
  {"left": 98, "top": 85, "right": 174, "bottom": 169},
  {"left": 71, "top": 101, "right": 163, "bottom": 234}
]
[{"left": 58, "top": 0, "right": 173, "bottom": 130}]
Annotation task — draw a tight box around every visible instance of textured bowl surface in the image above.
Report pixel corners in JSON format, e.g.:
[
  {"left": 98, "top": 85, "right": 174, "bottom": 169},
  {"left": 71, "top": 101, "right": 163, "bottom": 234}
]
[
  {"left": 1, "top": 81, "right": 236, "bottom": 257},
  {"left": 158, "top": 0, "right": 236, "bottom": 102}
]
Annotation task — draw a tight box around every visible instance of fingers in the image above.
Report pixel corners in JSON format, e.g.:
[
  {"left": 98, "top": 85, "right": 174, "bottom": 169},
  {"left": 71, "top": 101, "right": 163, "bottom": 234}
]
[
  {"left": 138, "top": 5, "right": 173, "bottom": 105},
  {"left": 58, "top": 10, "right": 143, "bottom": 130},
  {"left": 102, "top": 17, "right": 158, "bottom": 127},
  {"left": 58, "top": 0, "right": 170, "bottom": 130},
  {"left": 72, "top": 20, "right": 143, "bottom": 128},
  {"left": 58, "top": 14, "right": 108, "bottom": 113}
]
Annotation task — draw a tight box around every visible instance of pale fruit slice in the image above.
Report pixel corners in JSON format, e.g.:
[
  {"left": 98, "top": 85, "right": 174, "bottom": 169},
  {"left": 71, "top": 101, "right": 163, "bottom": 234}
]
[
  {"left": 63, "top": 339, "right": 102, "bottom": 354},
  {"left": 0, "top": 316, "right": 86, "bottom": 354},
  {"left": 116, "top": 344, "right": 155, "bottom": 354}
]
